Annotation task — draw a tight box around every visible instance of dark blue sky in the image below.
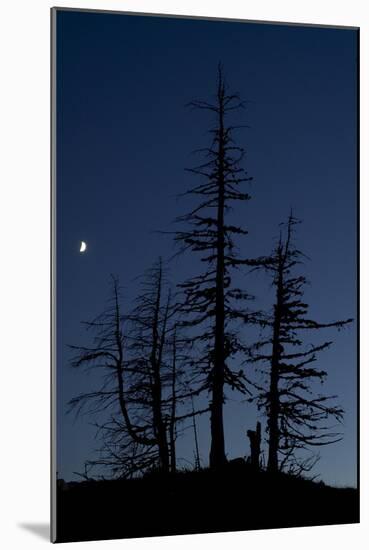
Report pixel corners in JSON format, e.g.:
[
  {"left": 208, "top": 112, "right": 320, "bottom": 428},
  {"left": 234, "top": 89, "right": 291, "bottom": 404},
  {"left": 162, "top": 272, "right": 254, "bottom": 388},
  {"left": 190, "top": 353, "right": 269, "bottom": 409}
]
[{"left": 56, "top": 10, "right": 357, "bottom": 486}]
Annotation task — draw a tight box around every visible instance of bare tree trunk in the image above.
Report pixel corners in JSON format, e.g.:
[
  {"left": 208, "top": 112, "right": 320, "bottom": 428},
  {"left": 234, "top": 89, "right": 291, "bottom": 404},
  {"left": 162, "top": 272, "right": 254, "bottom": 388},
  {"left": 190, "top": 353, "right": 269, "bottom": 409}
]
[
  {"left": 112, "top": 278, "right": 155, "bottom": 446},
  {"left": 150, "top": 260, "right": 170, "bottom": 473},
  {"left": 267, "top": 267, "right": 283, "bottom": 473},
  {"left": 247, "top": 421, "right": 262, "bottom": 469},
  {"left": 169, "top": 326, "right": 177, "bottom": 473},
  {"left": 209, "top": 74, "right": 227, "bottom": 470},
  {"left": 191, "top": 394, "right": 201, "bottom": 471}
]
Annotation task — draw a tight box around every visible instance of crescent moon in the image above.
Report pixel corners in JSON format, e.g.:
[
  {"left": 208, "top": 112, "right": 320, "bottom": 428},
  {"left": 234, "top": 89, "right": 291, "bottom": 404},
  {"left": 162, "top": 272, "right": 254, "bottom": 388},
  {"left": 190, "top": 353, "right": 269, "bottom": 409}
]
[{"left": 80, "top": 241, "right": 87, "bottom": 253}]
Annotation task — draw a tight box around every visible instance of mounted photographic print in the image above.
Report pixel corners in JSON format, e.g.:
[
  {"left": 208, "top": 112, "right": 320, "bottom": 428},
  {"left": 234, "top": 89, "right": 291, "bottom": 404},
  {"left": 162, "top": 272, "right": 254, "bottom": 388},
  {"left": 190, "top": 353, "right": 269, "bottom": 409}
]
[{"left": 51, "top": 7, "right": 359, "bottom": 543}]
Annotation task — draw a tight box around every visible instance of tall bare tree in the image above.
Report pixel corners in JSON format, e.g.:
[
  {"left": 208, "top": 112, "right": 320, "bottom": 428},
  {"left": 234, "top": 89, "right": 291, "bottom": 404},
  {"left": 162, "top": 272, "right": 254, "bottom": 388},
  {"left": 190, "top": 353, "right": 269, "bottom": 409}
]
[
  {"left": 68, "top": 275, "right": 158, "bottom": 478},
  {"left": 174, "top": 65, "right": 255, "bottom": 469},
  {"left": 125, "top": 258, "right": 175, "bottom": 473},
  {"left": 249, "top": 214, "right": 353, "bottom": 474}
]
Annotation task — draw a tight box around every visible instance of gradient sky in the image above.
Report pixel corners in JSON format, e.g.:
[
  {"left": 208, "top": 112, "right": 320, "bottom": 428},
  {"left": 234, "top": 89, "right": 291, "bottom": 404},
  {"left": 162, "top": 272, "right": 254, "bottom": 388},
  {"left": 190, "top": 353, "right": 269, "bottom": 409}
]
[{"left": 56, "top": 9, "right": 358, "bottom": 487}]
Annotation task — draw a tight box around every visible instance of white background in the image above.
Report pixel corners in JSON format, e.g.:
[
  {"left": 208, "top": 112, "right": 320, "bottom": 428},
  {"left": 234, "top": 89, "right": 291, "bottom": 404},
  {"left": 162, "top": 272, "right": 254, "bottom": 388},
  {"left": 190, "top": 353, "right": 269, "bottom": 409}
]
[{"left": 0, "top": 0, "right": 367, "bottom": 548}]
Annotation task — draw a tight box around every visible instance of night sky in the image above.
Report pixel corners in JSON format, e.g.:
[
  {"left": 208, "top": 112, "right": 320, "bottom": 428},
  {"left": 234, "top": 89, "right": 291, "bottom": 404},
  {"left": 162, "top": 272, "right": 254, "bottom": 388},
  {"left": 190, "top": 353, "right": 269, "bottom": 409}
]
[{"left": 56, "top": 10, "right": 358, "bottom": 487}]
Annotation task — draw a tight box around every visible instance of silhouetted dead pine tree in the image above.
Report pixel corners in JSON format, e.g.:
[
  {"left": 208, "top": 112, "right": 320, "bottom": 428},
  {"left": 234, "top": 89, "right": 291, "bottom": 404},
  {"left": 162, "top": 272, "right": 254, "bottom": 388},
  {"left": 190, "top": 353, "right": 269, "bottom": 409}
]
[
  {"left": 249, "top": 214, "right": 353, "bottom": 475},
  {"left": 123, "top": 258, "right": 205, "bottom": 475},
  {"left": 174, "top": 65, "right": 255, "bottom": 469},
  {"left": 125, "top": 258, "right": 176, "bottom": 473}
]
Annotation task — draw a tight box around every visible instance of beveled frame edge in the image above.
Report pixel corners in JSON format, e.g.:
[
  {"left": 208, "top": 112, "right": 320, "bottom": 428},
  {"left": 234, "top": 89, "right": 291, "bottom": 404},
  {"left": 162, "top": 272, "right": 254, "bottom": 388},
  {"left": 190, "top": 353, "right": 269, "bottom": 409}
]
[
  {"left": 51, "top": 6, "right": 57, "bottom": 543},
  {"left": 51, "top": 6, "right": 359, "bottom": 30}
]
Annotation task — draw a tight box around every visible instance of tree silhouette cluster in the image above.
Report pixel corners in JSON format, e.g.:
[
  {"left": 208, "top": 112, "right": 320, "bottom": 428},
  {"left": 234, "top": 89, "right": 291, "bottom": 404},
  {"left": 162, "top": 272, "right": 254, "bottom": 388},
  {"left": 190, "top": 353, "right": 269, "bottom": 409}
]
[
  {"left": 68, "top": 65, "right": 353, "bottom": 481},
  {"left": 69, "top": 259, "right": 206, "bottom": 478}
]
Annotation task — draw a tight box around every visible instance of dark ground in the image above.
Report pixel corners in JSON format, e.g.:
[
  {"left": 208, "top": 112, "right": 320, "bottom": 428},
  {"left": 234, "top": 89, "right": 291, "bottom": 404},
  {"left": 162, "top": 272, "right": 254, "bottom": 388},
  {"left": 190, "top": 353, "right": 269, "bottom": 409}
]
[{"left": 55, "top": 463, "right": 359, "bottom": 543}]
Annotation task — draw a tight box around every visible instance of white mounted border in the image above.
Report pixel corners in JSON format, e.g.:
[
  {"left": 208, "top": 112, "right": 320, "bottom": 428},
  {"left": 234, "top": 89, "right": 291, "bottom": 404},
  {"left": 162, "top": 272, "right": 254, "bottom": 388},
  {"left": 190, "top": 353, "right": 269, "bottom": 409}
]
[{"left": 0, "top": 1, "right": 366, "bottom": 549}]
